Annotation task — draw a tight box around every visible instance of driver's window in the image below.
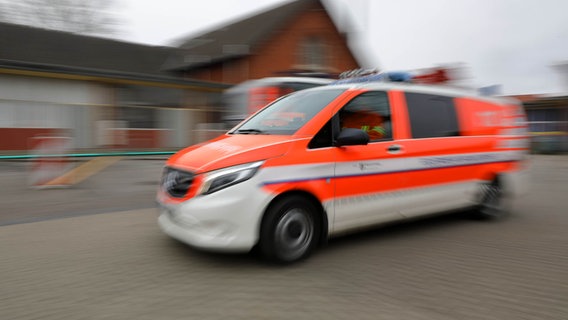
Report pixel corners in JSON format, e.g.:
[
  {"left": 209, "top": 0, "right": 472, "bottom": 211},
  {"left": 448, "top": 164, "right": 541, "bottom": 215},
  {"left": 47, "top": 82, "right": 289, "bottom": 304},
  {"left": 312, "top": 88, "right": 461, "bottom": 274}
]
[{"left": 338, "top": 91, "right": 392, "bottom": 142}]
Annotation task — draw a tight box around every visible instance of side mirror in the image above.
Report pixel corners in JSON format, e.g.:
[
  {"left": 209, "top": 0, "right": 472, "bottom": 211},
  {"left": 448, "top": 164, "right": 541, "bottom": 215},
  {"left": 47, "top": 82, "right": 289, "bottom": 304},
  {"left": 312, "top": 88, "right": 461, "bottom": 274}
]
[{"left": 335, "top": 128, "right": 369, "bottom": 147}]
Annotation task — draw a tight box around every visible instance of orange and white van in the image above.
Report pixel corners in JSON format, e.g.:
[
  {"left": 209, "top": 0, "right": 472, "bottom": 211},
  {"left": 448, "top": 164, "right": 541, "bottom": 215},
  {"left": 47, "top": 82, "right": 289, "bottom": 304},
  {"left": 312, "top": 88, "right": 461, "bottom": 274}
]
[{"left": 157, "top": 78, "right": 530, "bottom": 263}]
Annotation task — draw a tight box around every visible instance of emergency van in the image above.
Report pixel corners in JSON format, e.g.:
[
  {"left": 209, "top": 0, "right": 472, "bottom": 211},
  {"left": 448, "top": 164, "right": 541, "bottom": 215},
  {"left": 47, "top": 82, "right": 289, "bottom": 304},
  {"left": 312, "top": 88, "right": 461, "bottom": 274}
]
[{"left": 157, "top": 73, "right": 530, "bottom": 264}]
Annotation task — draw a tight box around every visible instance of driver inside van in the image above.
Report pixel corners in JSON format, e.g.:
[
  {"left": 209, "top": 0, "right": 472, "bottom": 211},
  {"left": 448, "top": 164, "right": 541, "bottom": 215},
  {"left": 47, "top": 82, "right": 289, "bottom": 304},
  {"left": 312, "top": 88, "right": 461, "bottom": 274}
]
[{"left": 341, "top": 109, "right": 386, "bottom": 140}]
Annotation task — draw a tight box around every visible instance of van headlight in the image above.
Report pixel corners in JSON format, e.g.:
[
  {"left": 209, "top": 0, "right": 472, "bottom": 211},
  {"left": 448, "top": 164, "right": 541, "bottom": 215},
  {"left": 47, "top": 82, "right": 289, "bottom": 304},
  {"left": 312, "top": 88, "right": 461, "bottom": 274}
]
[{"left": 198, "top": 161, "right": 264, "bottom": 195}]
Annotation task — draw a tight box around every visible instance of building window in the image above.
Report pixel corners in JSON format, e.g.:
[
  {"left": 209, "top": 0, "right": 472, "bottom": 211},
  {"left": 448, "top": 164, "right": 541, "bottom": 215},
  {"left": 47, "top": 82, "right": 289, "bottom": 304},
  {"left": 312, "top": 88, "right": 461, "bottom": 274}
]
[
  {"left": 298, "top": 36, "right": 327, "bottom": 70},
  {"left": 117, "top": 106, "right": 157, "bottom": 129}
]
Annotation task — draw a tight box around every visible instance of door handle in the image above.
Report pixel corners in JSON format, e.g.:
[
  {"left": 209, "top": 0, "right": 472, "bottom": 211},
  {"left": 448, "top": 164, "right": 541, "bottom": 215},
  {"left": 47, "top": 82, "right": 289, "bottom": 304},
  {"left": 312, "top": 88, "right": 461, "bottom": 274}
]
[{"left": 387, "top": 144, "right": 403, "bottom": 154}]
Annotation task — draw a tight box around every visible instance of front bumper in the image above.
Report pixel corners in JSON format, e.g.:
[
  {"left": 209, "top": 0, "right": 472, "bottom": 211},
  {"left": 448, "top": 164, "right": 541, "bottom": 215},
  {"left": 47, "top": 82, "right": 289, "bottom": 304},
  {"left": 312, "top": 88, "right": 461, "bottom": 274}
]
[{"left": 157, "top": 178, "right": 272, "bottom": 252}]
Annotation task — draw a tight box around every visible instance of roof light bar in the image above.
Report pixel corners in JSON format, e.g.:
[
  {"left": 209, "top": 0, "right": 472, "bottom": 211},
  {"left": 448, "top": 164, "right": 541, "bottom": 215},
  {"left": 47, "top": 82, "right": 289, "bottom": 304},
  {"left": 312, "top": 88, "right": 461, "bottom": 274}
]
[
  {"left": 331, "top": 67, "right": 452, "bottom": 86},
  {"left": 331, "top": 69, "right": 412, "bottom": 85}
]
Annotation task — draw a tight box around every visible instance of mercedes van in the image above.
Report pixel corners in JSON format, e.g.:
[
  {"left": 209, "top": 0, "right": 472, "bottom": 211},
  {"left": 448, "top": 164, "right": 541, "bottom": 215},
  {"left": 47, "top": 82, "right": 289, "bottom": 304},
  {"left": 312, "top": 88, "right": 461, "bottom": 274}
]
[{"left": 157, "top": 79, "right": 529, "bottom": 263}]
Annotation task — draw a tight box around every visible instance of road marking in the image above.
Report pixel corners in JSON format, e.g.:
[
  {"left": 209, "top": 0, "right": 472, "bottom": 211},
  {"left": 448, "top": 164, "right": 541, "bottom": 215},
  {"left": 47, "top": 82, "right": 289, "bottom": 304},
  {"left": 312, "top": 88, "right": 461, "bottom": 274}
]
[{"left": 44, "top": 157, "right": 123, "bottom": 186}]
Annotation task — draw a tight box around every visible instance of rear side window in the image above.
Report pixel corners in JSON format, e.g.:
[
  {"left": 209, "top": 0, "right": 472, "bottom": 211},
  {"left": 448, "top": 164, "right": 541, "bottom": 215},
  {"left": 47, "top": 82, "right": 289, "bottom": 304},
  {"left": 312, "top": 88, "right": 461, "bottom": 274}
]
[{"left": 405, "top": 92, "right": 460, "bottom": 138}]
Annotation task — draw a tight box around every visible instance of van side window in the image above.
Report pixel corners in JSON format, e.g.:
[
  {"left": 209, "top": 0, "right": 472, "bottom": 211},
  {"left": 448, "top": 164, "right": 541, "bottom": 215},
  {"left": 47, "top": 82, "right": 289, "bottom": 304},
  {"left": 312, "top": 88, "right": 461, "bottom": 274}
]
[
  {"left": 309, "top": 119, "right": 333, "bottom": 149},
  {"left": 405, "top": 93, "right": 460, "bottom": 138},
  {"left": 338, "top": 91, "right": 392, "bottom": 142}
]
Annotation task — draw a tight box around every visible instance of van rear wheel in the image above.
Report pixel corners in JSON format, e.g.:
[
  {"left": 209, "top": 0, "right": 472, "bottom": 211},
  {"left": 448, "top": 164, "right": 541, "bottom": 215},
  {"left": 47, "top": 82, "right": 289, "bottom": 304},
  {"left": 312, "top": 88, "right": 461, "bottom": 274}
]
[
  {"left": 260, "top": 195, "right": 320, "bottom": 264},
  {"left": 474, "top": 179, "right": 509, "bottom": 219}
]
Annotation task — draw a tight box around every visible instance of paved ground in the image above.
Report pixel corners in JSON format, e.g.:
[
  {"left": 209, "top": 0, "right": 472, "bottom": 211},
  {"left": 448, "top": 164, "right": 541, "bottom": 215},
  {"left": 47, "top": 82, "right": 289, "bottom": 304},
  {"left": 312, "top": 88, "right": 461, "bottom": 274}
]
[
  {"left": 0, "top": 157, "right": 166, "bottom": 226},
  {"left": 0, "top": 155, "right": 567, "bottom": 319}
]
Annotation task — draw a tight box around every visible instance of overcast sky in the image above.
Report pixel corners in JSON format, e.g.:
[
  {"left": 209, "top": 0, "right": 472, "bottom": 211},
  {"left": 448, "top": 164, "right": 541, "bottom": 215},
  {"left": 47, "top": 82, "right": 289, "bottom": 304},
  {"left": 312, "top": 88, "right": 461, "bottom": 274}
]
[{"left": 116, "top": 0, "right": 568, "bottom": 95}]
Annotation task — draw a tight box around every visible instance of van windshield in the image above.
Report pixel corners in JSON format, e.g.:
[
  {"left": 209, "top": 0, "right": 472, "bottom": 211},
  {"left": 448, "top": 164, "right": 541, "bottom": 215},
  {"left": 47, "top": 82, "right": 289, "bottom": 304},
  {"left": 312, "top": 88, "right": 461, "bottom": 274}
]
[{"left": 231, "top": 88, "right": 345, "bottom": 135}]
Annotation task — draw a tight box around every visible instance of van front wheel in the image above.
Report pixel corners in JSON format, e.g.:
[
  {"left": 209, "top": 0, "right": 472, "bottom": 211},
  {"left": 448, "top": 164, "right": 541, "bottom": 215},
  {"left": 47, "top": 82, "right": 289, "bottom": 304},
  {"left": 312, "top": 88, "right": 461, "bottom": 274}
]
[{"left": 260, "top": 196, "right": 320, "bottom": 264}]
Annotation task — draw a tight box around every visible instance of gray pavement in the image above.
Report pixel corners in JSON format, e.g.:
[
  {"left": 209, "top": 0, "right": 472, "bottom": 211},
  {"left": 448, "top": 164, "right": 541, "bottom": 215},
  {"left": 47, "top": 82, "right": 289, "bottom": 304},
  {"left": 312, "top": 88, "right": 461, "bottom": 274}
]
[
  {"left": 0, "top": 155, "right": 567, "bottom": 319},
  {"left": 0, "top": 157, "right": 166, "bottom": 225}
]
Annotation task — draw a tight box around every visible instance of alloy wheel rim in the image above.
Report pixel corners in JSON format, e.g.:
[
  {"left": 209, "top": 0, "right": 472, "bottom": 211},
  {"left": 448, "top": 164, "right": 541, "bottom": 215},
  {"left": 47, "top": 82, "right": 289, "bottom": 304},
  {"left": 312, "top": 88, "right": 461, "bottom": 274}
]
[{"left": 274, "top": 208, "right": 313, "bottom": 260}]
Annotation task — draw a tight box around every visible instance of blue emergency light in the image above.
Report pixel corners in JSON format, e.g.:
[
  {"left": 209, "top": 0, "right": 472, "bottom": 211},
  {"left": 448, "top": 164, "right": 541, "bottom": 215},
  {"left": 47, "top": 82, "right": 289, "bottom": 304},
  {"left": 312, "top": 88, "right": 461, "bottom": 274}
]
[{"left": 330, "top": 70, "right": 413, "bottom": 85}]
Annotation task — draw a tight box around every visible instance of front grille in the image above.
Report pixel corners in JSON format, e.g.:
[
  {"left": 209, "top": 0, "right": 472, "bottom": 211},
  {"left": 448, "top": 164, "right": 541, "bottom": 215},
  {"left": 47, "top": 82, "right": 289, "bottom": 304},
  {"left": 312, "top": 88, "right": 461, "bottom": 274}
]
[{"left": 162, "top": 167, "right": 195, "bottom": 198}]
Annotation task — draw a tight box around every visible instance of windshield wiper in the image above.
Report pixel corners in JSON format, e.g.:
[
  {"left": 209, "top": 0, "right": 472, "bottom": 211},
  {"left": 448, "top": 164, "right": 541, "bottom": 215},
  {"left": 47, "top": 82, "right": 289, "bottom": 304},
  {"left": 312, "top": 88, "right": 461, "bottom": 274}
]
[{"left": 234, "top": 129, "right": 267, "bottom": 135}]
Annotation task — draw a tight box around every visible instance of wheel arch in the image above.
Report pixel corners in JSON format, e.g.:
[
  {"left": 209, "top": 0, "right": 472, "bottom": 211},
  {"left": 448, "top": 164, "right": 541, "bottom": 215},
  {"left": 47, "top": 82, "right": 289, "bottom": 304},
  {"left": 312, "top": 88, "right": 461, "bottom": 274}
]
[{"left": 260, "top": 190, "right": 329, "bottom": 246}]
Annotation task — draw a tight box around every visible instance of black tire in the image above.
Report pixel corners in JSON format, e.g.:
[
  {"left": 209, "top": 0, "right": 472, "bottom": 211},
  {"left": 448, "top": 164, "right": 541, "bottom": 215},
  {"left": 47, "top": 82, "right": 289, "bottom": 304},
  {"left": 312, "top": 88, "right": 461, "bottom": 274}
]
[
  {"left": 259, "top": 195, "right": 320, "bottom": 264},
  {"left": 473, "top": 179, "right": 509, "bottom": 220}
]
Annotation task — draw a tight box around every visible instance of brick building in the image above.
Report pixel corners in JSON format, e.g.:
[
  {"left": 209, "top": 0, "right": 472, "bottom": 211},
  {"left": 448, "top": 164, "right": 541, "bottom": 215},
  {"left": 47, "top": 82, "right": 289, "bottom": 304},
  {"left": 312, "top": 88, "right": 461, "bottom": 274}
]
[
  {"left": 0, "top": 0, "right": 363, "bottom": 152},
  {"left": 165, "top": 0, "right": 362, "bottom": 84}
]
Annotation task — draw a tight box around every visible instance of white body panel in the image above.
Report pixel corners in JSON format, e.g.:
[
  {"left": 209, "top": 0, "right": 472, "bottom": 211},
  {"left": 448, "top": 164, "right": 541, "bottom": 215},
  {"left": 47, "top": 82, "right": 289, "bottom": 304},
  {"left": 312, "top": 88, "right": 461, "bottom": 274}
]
[
  {"left": 157, "top": 176, "right": 273, "bottom": 252},
  {"left": 157, "top": 149, "right": 529, "bottom": 252}
]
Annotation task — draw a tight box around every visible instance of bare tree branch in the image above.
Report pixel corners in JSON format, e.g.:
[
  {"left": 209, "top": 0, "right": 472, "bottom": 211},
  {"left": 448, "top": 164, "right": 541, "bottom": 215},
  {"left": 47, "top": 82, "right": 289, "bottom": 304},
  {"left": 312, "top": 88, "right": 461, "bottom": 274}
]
[{"left": 0, "top": 0, "right": 120, "bottom": 36}]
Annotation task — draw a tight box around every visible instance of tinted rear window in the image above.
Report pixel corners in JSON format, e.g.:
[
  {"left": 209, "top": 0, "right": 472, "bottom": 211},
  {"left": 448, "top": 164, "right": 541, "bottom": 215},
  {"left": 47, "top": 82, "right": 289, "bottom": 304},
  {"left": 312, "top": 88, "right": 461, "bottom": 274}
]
[{"left": 405, "top": 92, "right": 460, "bottom": 138}]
